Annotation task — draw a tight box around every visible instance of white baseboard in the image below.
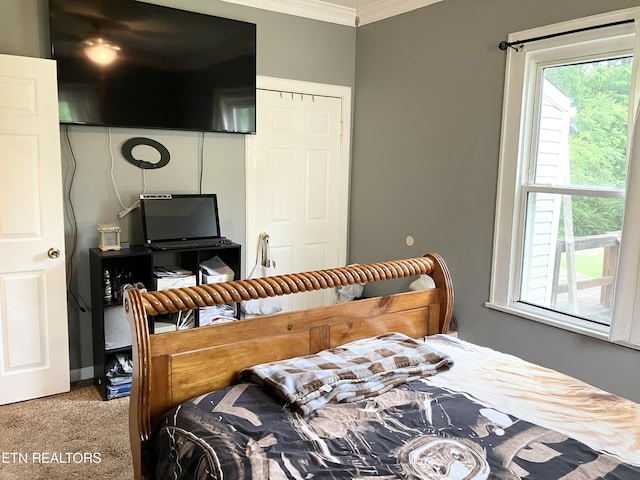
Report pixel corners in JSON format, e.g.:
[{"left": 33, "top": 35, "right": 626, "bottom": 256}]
[{"left": 70, "top": 366, "right": 94, "bottom": 383}]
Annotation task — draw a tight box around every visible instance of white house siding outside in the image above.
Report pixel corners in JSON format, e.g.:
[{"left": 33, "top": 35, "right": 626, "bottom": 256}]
[{"left": 521, "top": 79, "right": 572, "bottom": 307}]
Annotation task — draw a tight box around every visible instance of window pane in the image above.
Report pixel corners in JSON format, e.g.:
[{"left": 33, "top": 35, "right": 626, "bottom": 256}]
[
  {"left": 520, "top": 192, "right": 622, "bottom": 325},
  {"left": 535, "top": 58, "right": 632, "bottom": 188}
]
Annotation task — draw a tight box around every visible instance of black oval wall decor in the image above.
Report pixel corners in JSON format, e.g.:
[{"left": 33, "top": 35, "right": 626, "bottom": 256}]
[{"left": 121, "top": 137, "right": 170, "bottom": 169}]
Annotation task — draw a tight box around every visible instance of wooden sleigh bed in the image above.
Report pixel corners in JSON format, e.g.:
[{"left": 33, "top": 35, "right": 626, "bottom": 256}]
[{"left": 124, "top": 253, "right": 640, "bottom": 480}]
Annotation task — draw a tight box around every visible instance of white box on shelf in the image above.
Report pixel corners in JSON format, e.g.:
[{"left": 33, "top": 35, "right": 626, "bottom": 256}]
[
  {"left": 152, "top": 266, "right": 196, "bottom": 291},
  {"left": 200, "top": 271, "right": 234, "bottom": 284},
  {"left": 154, "top": 321, "right": 176, "bottom": 334},
  {"left": 199, "top": 256, "right": 234, "bottom": 284},
  {"left": 154, "top": 275, "right": 196, "bottom": 290}
]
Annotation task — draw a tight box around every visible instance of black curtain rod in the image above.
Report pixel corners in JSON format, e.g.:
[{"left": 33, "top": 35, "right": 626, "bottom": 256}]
[{"left": 499, "top": 18, "right": 634, "bottom": 51}]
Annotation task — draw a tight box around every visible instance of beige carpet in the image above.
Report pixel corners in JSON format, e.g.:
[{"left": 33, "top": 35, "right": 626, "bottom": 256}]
[{"left": 0, "top": 382, "right": 132, "bottom": 479}]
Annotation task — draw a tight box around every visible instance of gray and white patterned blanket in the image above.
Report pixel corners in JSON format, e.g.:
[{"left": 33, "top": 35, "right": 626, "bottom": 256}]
[
  {"left": 239, "top": 332, "right": 454, "bottom": 414},
  {"left": 150, "top": 381, "right": 640, "bottom": 479}
]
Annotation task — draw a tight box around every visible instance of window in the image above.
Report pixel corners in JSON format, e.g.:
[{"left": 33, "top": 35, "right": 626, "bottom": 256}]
[{"left": 489, "top": 8, "right": 640, "bottom": 348}]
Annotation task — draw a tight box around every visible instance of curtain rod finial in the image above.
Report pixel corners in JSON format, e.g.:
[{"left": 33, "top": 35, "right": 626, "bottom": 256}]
[{"left": 498, "top": 41, "right": 509, "bottom": 51}]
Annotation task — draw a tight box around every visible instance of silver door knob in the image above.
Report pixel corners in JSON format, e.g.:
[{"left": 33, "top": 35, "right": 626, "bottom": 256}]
[{"left": 48, "top": 247, "right": 61, "bottom": 259}]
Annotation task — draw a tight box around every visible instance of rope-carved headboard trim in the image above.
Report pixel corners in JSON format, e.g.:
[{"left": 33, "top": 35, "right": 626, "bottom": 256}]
[{"left": 140, "top": 256, "right": 436, "bottom": 317}]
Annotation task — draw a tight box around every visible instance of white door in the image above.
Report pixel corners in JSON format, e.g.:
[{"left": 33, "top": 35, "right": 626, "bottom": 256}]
[
  {"left": 246, "top": 78, "right": 351, "bottom": 312},
  {"left": 0, "top": 55, "right": 69, "bottom": 404}
]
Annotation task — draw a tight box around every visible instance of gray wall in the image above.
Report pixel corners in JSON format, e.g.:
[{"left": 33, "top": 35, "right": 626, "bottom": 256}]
[
  {"left": 0, "top": 0, "right": 356, "bottom": 375},
  {"left": 352, "top": 0, "right": 640, "bottom": 402}
]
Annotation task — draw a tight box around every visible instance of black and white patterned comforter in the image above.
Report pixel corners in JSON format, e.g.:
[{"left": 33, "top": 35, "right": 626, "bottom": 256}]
[{"left": 148, "top": 335, "right": 640, "bottom": 479}]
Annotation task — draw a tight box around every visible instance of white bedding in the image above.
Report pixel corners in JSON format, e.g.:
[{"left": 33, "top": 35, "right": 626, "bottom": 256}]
[{"left": 420, "top": 335, "right": 640, "bottom": 467}]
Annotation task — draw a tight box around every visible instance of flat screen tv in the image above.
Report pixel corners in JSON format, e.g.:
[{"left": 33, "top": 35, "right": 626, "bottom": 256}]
[{"left": 49, "top": 0, "right": 256, "bottom": 133}]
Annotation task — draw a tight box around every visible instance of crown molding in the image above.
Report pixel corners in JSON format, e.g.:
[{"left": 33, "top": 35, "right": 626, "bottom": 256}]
[
  {"left": 222, "top": 0, "right": 357, "bottom": 26},
  {"left": 357, "top": 0, "right": 443, "bottom": 26}
]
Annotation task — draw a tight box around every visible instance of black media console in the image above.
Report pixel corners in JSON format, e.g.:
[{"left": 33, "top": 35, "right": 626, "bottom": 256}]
[{"left": 89, "top": 242, "right": 241, "bottom": 400}]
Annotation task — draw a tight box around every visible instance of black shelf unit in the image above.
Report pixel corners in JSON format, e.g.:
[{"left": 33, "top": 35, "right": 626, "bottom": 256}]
[{"left": 89, "top": 243, "right": 241, "bottom": 400}]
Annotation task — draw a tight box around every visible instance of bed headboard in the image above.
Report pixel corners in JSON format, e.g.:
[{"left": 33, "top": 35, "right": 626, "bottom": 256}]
[{"left": 124, "top": 253, "right": 453, "bottom": 480}]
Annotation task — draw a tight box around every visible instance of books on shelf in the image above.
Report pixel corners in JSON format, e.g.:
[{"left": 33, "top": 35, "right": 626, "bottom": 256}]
[
  {"left": 105, "top": 352, "right": 132, "bottom": 399},
  {"left": 107, "top": 374, "right": 131, "bottom": 385},
  {"left": 107, "top": 381, "right": 131, "bottom": 399}
]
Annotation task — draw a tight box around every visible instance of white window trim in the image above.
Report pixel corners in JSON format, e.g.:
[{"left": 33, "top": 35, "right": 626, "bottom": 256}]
[{"left": 487, "top": 7, "right": 640, "bottom": 350}]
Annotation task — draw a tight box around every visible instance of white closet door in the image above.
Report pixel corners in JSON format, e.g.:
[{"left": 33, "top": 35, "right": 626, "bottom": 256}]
[{"left": 246, "top": 79, "right": 350, "bottom": 312}]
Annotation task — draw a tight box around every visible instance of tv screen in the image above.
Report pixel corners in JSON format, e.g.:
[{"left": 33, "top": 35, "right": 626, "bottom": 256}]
[
  {"left": 140, "top": 194, "right": 221, "bottom": 244},
  {"left": 49, "top": 0, "right": 256, "bottom": 133}
]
